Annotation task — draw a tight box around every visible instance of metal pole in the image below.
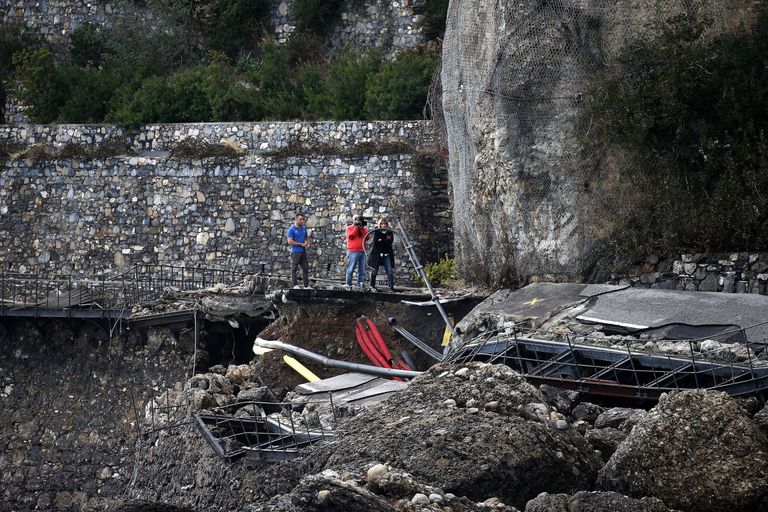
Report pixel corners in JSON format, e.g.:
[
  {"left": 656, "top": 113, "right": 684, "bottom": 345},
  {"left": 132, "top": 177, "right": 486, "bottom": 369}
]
[
  {"left": 394, "top": 220, "right": 455, "bottom": 337},
  {"left": 253, "top": 338, "right": 421, "bottom": 379}
]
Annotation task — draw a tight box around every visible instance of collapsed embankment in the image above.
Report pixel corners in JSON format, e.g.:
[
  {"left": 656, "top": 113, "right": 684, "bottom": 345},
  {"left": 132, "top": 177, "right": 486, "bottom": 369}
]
[
  {"left": 4, "top": 290, "right": 768, "bottom": 512},
  {"left": 0, "top": 319, "right": 181, "bottom": 510},
  {"left": 0, "top": 315, "right": 256, "bottom": 511}
]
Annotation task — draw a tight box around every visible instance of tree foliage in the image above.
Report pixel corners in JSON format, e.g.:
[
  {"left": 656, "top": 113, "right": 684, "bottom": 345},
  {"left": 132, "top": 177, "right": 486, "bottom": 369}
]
[
  {"left": 365, "top": 49, "right": 439, "bottom": 120},
  {"left": 3, "top": 0, "right": 439, "bottom": 125},
  {"left": 581, "top": 2, "right": 768, "bottom": 253}
]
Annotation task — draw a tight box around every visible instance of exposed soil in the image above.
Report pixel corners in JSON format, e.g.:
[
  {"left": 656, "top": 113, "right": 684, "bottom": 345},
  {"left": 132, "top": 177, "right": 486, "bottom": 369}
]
[{"left": 254, "top": 292, "right": 481, "bottom": 396}]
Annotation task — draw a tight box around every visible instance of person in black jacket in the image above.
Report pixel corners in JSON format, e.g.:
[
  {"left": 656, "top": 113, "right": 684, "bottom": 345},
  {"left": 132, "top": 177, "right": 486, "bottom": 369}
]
[{"left": 368, "top": 218, "right": 395, "bottom": 291}]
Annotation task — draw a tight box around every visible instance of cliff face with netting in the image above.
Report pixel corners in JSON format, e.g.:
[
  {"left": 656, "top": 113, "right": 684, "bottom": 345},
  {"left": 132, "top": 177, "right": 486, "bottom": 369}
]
[{"left": 441, "top": 0, "right": 752, "bottom": 287}]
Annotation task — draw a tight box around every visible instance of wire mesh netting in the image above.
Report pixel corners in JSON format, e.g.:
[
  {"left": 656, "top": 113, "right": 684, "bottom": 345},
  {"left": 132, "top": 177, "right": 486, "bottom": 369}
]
[{"left": 436, "top": 0, "right": 732, "bottom": 286}]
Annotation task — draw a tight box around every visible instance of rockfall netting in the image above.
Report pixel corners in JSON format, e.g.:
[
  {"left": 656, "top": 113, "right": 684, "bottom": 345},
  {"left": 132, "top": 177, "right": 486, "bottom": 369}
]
[{"left": 437, "top": 0, "right": 733, "bottom": 286}]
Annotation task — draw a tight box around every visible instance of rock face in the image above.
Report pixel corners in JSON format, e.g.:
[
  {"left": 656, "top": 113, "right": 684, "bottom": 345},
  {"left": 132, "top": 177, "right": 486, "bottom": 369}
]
[
  {"left": 0, "top": 319, "right": 192, "bottom": 510},
  {"left": 598, "top": 390, "right": 768, "bottom": 512},
  {"left": 441, "top": 0, "right": 752, "bottom": 286},
  {"left": 246, "top": 466, "right": 521, "bottom": 512},
  {"left": 315, "top": 364, "right": 602, "bottom": 509}
]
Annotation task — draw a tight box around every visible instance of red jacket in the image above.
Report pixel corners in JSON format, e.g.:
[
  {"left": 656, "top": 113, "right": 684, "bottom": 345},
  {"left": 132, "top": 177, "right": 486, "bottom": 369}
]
[{"left": 346, "top": 225, "right": 368, "bottom": 252}]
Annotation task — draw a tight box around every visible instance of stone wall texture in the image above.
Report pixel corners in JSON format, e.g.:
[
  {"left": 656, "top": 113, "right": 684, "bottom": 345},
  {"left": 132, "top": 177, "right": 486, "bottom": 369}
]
[
  {"left": 2, "top": 0, "right": 426, "bottom": 58},
  {"left": 0, "top": 121, "right": 451, "bottom": 282},
  {"left": 605, "top": 253, "right": 768, "bottom": 295},
  {"left": 0, "top": 320, "right": 192, "bottom": 510},
  {"left": 273, "top": 0, "right": 427, "bottom": 58}
]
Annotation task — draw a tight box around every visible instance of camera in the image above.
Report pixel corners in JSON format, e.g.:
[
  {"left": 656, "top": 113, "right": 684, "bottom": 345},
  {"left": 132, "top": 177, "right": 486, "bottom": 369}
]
[{"left": 354, "top": 215, "right": 369, "bottom": 227}]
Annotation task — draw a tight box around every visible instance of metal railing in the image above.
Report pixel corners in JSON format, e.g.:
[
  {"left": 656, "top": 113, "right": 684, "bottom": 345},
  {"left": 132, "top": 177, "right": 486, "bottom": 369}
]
[
  {"left": 0, "top": 264, "right": 253, "bottom": 317},
  {"left": 446, "top": 331, "right": 768, "bottom": 400},
  {"left": 194, "top": 399, "right": 336, "bottom": 462},
  {"left": 126, "top": 264, "right": 247, "bottom": 304}
]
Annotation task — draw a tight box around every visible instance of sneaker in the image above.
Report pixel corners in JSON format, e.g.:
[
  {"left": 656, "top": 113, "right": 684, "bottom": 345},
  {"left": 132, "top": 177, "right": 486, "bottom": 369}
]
[
  {"left": 293, "top": 285, "right": 303, "bottom": 289},
  {"left": 342, "top": 284, "right": 351, "bottom": 290},
  {"left": 370, "top": 287, "right": 378, "bottom": 292}
]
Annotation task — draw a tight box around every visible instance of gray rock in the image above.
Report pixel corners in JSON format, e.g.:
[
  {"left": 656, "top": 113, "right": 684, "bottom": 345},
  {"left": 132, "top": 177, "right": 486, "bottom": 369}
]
[
  {"left": 585, "top": 427, "right": 626, "bottom": 461},
  {"left": 316, "top": 364, "right": 601, "bottom": 509},
  {"left": 698, "top": 273, "right": 720, "bottom": 292},
  {"left": 539, "top": 384, "right": 580, "bottom": 414},
  {"left": 571, "top": 403, "right": 604, "bottom": 424},
  {"left": 598, "top": 390, "right": 768, "bottom": 512},
  {"left": 594, "top": 408, "right": 646, "bottom": 431},
  {"left": 754, "top": 406, "right": 768, "bottom": 437},
  {"left": 525, "top": 490, "right": 676, "bottom": 512},
  {"left": 236, "top": 386, "right": 272, "bottom": 403}
]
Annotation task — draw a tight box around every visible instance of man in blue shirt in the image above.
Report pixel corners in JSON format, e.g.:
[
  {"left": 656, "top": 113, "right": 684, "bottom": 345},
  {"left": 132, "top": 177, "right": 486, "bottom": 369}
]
[{"left": 287, "top": 213, "right": 311, "bottom": 288}]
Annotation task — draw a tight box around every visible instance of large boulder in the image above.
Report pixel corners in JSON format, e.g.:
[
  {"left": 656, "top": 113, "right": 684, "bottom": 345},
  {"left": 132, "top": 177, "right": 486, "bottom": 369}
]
[
  {"left": 317, "top": 364, "right": 602, "bottom": 509},
  {"left": 598, "top": 390, "right": 768, "bottom": 512}
]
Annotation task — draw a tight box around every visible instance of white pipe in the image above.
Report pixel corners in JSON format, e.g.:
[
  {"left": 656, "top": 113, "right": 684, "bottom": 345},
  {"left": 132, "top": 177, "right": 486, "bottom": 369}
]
[{"left": 253, "top": 338, "right": 422, "bottom": 379}]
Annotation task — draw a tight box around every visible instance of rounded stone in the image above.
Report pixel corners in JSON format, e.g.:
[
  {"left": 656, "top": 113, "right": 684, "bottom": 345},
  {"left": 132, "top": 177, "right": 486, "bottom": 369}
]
[{"left": 366, "top": 463, "right": 388, "bottom": 482}]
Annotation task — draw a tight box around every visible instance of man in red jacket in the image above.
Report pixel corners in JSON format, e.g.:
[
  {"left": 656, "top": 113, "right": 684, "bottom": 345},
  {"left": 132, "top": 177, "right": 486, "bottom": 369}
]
[{"left": 345, "top": 214, "right": 369, "bottom": 288}]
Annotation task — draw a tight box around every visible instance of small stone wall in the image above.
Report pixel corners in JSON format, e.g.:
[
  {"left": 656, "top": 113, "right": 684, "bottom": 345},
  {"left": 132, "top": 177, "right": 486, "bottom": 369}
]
[
  {"left": 273, "top": 0, "right": 427, "bottom": 58},
  {"left": 0, "top": 121, "right": 451, "bottom": 282},
  {"left": 3, "top": 0, "right": 426, "bottom": 59},
  {"left": 607, "top": 253, "right": 768, "bottom": 294}
]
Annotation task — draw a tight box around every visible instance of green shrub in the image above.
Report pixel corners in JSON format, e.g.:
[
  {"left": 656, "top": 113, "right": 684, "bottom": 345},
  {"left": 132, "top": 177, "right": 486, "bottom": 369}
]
[
  {"left": 245, "top": 41, "right": 307, "bottom": 120},
  {"left": 100, "top": 4, "right": 202, "bottom": 75},
  {"left": 417, "top": 255, "right": 456, "bottom": 287},
  {"left": 202, "top": 53, "right": 262, "bottom": 121},
  {"left": 304, "top": 49, "right": 381, "bottom": 119},
  {"left": 70, "top": 23, "right": 107, "bottom": 68},
  {"left": 581, "top": 3, "right": 768, "bottom": 253},
  {"left": 202, "top": 0, "right": 271, "bottom": 58},
  {"left": 12, "top": 47, "right": 68, "bottom": 123},
  {"left": 0, "top": 23, "right": 39, "bottom": 115},
  {"left": 364, "top": 49, "right": 439, "bottom": 120}
]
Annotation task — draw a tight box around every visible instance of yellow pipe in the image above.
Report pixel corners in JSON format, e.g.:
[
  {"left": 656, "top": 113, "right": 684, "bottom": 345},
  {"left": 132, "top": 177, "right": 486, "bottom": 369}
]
[{"left": 283, "top": 355, "right": 320, "bottom": 382}]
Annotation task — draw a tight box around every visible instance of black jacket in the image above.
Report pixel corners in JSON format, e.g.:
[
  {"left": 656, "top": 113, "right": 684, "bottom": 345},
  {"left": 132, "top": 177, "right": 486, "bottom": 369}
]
[{"left": 368, "top": 228, "right": 395, "bottom": 268}]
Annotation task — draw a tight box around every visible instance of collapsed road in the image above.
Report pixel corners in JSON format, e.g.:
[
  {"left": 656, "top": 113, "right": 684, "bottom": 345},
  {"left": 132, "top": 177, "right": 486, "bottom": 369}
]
[{"left": 5, "top": 269, "right": 768, "bottom": 511}]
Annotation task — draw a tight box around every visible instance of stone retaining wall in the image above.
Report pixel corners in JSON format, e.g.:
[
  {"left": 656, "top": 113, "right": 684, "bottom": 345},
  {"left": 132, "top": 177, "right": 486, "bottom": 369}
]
[
  {"left": 273, "top": 0, "right": 427, "bottom": 58},
  {"left": 0, "top": 121, "right": 451, "bottom": 282},
  {"left": 2, "top": 0, "right": 426, "bottom": 58},
  {"left": 605, "top": 253, "right": 768, "bottom": 294}
]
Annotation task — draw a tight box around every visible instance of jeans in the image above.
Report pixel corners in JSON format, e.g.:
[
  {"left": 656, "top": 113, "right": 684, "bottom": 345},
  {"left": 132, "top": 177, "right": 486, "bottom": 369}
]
[
  {"left": 346, "top": 251, "right": 366, "bottom": 286},
  {"left": 370, "top": 255, "right": 394, "bottom": 288},
  {"left": 290, "top": 251, "right": 309, "bottom": 286}
]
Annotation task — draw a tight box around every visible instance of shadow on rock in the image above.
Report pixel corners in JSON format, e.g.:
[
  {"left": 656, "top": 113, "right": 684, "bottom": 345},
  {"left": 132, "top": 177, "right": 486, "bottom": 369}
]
[
  {"left": 310, "top": 363, "right": 602, "bottom": 509},
  {"left": 598, "top": 389, "right": 768, "bottom": 512}
]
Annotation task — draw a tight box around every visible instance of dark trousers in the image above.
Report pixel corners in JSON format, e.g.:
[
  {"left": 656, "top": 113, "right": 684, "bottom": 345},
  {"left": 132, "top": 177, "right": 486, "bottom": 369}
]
[
  {"left": 290, "top": 252, "right": 309, "bottom": 286},
  {"left": 370, "top": 255, "right": 394, "bottom": 288}
]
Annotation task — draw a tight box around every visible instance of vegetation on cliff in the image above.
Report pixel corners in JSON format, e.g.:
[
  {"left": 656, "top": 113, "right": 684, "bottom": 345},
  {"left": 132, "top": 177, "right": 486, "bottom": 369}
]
[
  {"left": 582, "top": 2, "right": 768, "bottom": 256},
  {"left": 0, "top": 0, "right": 446, "bottom": 125}
]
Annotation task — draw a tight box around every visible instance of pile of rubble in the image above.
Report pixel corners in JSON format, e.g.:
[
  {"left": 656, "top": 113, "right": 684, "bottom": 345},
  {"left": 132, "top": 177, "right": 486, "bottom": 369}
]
[{"left": 128, "top": 360, "right": 768, "bottom": 512}]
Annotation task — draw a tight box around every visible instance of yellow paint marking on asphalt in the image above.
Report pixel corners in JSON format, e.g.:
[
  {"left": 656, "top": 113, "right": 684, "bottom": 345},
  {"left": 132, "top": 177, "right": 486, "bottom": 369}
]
[{"left": 523, "top": 297, "right": 543, "bottom": 306}]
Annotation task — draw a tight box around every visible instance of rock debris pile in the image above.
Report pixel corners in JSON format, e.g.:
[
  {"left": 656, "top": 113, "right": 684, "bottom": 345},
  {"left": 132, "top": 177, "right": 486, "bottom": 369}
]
[{"left": 130, "top": 360, "right": 768, "bottom": 512}]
